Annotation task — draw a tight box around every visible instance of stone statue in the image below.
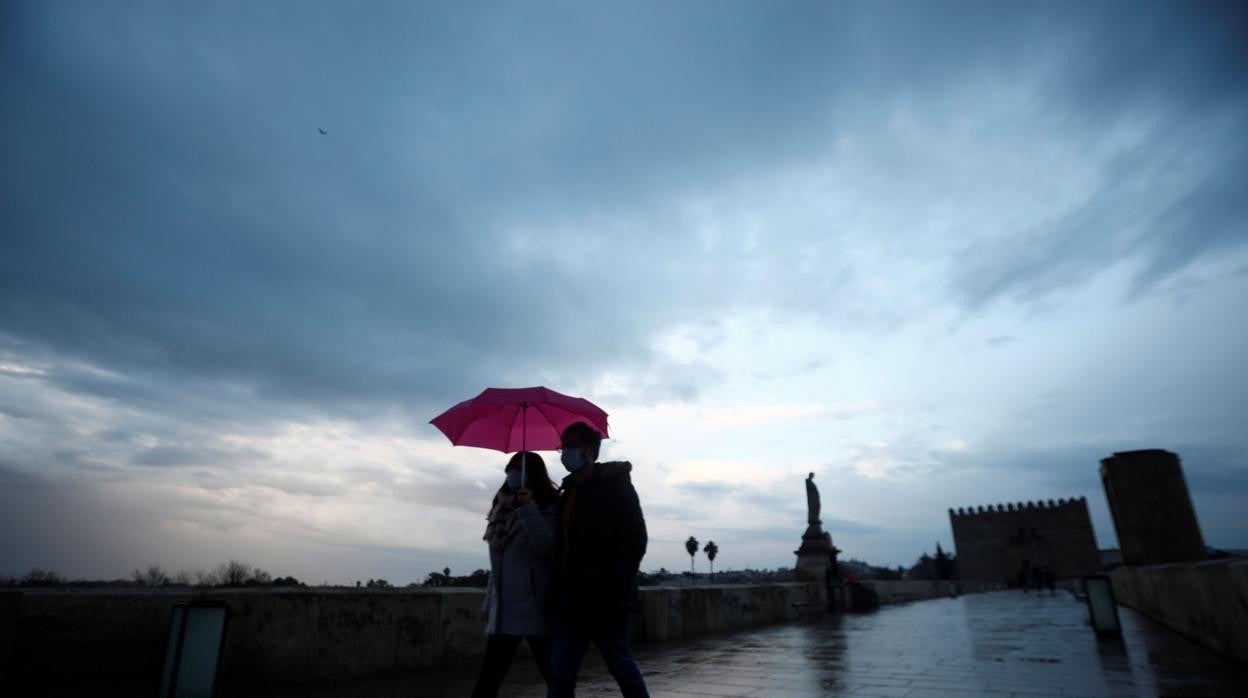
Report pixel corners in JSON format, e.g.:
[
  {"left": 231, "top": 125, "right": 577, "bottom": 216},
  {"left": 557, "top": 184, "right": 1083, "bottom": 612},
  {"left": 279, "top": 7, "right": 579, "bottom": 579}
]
[
  {"left": 806, "top": 472, "right": 821, "bottom": 526},
  {"left": 796, "top": 471, "right": 842, "bottom": 610}
]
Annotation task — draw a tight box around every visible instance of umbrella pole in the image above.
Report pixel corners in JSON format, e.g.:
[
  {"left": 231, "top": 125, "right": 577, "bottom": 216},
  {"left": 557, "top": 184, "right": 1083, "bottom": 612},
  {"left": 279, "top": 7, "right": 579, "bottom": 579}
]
[{"left": 521, "top": 403, "right": 528, "bottom": 485}]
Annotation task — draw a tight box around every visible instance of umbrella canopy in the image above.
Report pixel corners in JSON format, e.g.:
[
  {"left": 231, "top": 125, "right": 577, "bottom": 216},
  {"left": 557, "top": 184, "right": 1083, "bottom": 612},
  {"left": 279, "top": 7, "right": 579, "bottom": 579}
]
[{"left": 430, "top": 386, "right": 609, "bottom": 453}]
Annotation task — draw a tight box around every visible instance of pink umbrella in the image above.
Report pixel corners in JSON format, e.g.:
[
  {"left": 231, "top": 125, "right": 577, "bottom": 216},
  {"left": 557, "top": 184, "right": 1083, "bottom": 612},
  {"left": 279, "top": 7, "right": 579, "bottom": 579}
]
[{"left": 430, "top": 386, "right": 610, "bottom": 480}]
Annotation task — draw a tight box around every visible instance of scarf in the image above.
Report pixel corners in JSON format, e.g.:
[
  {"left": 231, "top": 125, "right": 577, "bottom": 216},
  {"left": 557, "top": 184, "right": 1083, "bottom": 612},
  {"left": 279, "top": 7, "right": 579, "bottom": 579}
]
[{"left": 483, "top": 488, "right": 521, "bottom": 550}]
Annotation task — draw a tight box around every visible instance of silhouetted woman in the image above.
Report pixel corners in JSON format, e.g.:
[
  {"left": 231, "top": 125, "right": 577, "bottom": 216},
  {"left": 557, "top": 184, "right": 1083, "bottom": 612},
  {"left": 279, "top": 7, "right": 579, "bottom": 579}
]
[{"left": 471, "top": 451, "right": 559, "bottom": 697}]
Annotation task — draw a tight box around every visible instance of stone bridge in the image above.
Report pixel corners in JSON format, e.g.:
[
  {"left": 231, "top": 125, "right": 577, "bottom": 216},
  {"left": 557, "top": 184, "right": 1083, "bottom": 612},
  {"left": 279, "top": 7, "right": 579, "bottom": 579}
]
[
  {"left": 5, "top": 584, "right": 1246, "bottom": 696},
  {"left": 321, "top": 592, "right": 1246, "bottom": 697}
]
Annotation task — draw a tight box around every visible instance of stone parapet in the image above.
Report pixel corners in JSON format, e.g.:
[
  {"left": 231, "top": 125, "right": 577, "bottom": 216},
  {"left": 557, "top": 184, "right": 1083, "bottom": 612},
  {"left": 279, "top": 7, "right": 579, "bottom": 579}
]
[
  {"left": 0, "top": 579, "right": 1008, "bottom": 688},
  {"left": 635, "top": 582, "right": 820, "bottom": 642},
  {"left": 857, "top": 579, "right": 1003, "bottom": 605},
  {"left": 1110, "top": 558, "right": 1248, "bottom": 668},
  {"left": 0, "top": 583, "right": 822, "bottom": 687},
  {"left": 2, "top": 587, "right": 484, "bottom": 685}
]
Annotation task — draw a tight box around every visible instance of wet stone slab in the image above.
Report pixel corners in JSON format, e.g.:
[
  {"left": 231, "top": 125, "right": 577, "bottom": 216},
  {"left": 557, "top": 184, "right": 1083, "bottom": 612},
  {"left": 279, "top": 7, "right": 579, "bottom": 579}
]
[{"left": 220, "top": 591, "right": 1248, "bottom": 697}]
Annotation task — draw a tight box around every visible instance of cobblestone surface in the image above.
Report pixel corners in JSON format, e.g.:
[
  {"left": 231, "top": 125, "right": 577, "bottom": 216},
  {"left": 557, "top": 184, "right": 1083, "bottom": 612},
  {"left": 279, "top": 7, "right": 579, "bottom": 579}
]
[{"left": 227, "top": 591, "right": 1248, "bottom": 697}]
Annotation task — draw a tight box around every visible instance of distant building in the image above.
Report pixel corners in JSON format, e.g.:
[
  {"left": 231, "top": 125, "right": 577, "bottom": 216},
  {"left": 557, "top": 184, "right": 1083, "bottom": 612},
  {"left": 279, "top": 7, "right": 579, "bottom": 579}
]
[
  {"left": 1100, "top": 449, "right": 1205, "bottom": 565},
  {"left": 949, "top": 498, "right": 1101, "bottom": 583}
]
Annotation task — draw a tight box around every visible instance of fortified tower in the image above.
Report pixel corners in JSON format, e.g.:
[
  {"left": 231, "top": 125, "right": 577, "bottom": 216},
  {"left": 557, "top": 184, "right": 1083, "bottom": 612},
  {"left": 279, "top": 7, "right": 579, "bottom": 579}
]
[
  {"left": 949, "top": 498, "right": 1100, "bottom": 583},
  {"left": 1100, "top": 449, "right": 1205, "bottom": 565}
]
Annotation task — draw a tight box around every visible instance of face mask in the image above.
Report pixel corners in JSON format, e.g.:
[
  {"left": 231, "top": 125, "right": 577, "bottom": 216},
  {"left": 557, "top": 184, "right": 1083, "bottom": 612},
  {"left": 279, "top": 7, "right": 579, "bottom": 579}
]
[
  {"left": 505, "top": 470, "right": 523, "bottom": 490},
  {"left": 561, "top": 448, "right": 585, "bottom": 472}
]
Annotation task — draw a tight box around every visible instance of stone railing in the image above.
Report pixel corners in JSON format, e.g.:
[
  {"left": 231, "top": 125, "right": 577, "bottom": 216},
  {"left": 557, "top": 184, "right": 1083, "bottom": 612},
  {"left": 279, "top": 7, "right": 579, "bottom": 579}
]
[
  {"left": 635, "top": 582, "right": 821, "bottom": 642},
  {"left": 2, "top": 587, "right": 488, "bottom": 685},
  {"left": 1, "top": 583, "right": 820, "bottom": 685},
  {"left": 1111, "top": 558, "right": 1248, "bottom": 667},
  {"left": 0, "top": 579, "right": 1000, "bottom": 686},
  {"left": 843, "top": 579, "right": 1006, "bottom": 609}
]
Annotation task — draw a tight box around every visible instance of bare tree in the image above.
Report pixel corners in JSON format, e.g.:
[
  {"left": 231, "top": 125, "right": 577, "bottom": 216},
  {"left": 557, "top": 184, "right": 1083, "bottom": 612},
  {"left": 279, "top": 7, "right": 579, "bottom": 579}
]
[
  {"left": 218, "top": 560, "right": 251, "bottom": 586},
  {"left": 172, "top": 569, "right": 192, "bottom": 586},
  {"left": 131, "top": 565, "right": 169, "bottom": 587},
  {"left": 195, "top": 568, "right": 222, "bottom": 586}
]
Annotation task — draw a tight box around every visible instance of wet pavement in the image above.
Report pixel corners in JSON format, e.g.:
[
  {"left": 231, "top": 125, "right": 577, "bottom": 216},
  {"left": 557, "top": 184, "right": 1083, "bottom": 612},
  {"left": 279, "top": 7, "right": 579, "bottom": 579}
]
[{"left": 222, "top": 591, "right": 1246, "bottom": 697}]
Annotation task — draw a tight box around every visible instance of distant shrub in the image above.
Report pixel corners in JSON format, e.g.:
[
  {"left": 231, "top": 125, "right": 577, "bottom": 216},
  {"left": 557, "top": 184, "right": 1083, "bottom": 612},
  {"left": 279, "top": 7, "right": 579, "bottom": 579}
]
[
  {"left": 8, "top": 562, "right": 297, "bottom": 589},
  {"left": 21, "top": 568, "right": 63, "bottom": 587},
  {"left": 423, "top": 568, "right": 489, "bottom": 587}
]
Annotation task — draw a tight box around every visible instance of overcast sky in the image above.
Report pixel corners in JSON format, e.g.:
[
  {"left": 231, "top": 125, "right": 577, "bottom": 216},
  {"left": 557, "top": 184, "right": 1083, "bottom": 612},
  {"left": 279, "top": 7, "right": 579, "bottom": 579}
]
[{"left": 3, "top": 1, "right": 1246, "bottom": 584}]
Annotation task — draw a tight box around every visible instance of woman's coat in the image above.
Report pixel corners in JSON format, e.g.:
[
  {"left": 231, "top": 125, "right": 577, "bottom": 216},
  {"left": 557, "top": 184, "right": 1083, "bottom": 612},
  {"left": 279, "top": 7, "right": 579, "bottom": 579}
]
[{"left": 483, "top": 499, "right": 557, "bottom": 636}]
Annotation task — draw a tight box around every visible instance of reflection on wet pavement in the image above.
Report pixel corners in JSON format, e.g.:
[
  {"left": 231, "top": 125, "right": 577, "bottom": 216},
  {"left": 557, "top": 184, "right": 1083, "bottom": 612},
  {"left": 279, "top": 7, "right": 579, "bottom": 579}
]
[{"left": 224, "top": 591, "right": 1248, "bottom": 697}]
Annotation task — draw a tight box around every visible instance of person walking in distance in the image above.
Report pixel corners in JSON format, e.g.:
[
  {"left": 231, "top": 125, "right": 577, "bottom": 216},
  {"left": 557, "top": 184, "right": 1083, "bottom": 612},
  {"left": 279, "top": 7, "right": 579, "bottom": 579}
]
[
  {"left": 471, "top": 452, "right": 560, "bottom": 698},
  {"left": 547, "top": 422, "right": 649, "bottom": 698}
]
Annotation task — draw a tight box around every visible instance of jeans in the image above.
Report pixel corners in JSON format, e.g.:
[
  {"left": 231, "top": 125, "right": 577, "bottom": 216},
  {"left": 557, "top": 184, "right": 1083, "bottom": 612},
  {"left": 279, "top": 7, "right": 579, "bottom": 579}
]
[
  {"left": 471, "top": 633, "right": 551, "bottom": 698},
  {"left": 547, "top": 617, "right": 648, "bottom": 698}
]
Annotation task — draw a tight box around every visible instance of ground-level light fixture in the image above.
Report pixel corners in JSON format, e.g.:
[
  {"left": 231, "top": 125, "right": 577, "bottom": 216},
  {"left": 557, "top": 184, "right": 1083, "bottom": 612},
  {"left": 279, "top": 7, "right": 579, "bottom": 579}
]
[
  {"left": 1081, "top": 575, "right": 1122, "bottom": 637},
  {"left": 160, "top": 600, "right": 228, "bottom": 697}
]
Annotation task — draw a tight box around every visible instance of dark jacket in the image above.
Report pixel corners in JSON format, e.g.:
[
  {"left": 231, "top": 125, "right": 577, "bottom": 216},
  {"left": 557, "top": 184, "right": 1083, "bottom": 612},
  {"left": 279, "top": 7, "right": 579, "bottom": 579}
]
[{"left": 554, "top": 461, "right": 648, "bottom": 621}]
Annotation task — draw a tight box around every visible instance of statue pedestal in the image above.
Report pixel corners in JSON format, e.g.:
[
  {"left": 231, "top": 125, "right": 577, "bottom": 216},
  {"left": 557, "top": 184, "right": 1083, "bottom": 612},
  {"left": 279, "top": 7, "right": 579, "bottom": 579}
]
[{"left": 794, "top": 524, "right": 843, "bottom": 611}]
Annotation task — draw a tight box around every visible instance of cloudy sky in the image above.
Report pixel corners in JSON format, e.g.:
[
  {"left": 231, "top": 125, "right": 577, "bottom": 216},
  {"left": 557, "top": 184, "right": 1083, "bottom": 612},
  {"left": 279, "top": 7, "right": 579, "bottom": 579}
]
[{"left": 3, "top": 1, "right": 1246, "bottom": 584}]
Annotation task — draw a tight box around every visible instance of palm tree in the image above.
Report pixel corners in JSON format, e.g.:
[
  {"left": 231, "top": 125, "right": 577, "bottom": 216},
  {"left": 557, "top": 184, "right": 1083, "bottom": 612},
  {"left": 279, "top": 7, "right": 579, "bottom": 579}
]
[
  {"left": 685, "top": 536, "right": 699, "bottom": 582},
  {"left": 703, "top": 541, "right": 719, "bottom": 583}
]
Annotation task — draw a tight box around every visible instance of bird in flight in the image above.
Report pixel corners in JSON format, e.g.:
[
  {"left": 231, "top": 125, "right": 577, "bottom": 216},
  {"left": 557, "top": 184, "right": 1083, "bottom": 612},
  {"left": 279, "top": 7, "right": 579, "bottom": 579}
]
[{"left": 318, "top": 128, "right": 328, "bottom": 135}]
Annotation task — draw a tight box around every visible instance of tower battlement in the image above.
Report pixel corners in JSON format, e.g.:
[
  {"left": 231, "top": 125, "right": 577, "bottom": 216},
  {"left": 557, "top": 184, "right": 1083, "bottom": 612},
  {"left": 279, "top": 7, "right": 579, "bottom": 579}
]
[
  {"left": 947, "top": 495, "right": 1099, "bottom": 583},
  {"left": 948, "top": 497, "right": 1088, "bottom": 519}
]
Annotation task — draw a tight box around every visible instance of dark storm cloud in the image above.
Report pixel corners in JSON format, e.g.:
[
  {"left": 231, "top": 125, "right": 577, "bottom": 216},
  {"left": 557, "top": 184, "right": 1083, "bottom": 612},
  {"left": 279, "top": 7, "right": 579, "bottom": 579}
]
[
  {"left": 668, "top": 480, "right": 807, "bottom": 513},
  {"left": 3, "top": 2, "right": 1248, "bottom": 577},
  {"left": 962, "top": 441, "right": 1248, "bottom": 499},
  {"left": 4, "top": 1, "right": 1244, "bottom": 428},
  {"left": 667, "top": 479, "right": 884, "bottom": 536},
  {"left": 948, "top": 3, "right": 1248, "bottom": 308},
  {"left": 953, "top": 135, "right": 1248, "bottom": 308},
  {"left": 131, "top": 443, "right": 268, "bottom": 468},
  {"left": 1, "top": 0, "right": 856, "bottom": 419}
]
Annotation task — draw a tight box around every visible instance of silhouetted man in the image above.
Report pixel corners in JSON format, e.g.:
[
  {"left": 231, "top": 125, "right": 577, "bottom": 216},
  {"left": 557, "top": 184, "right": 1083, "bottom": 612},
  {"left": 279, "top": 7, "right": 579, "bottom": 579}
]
[
  {"left": 1030, "top": 564, "right": 1044, "bottom": 593},
  {"left": 548, "top": 422, "right": 648, "bottom": 698}
]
